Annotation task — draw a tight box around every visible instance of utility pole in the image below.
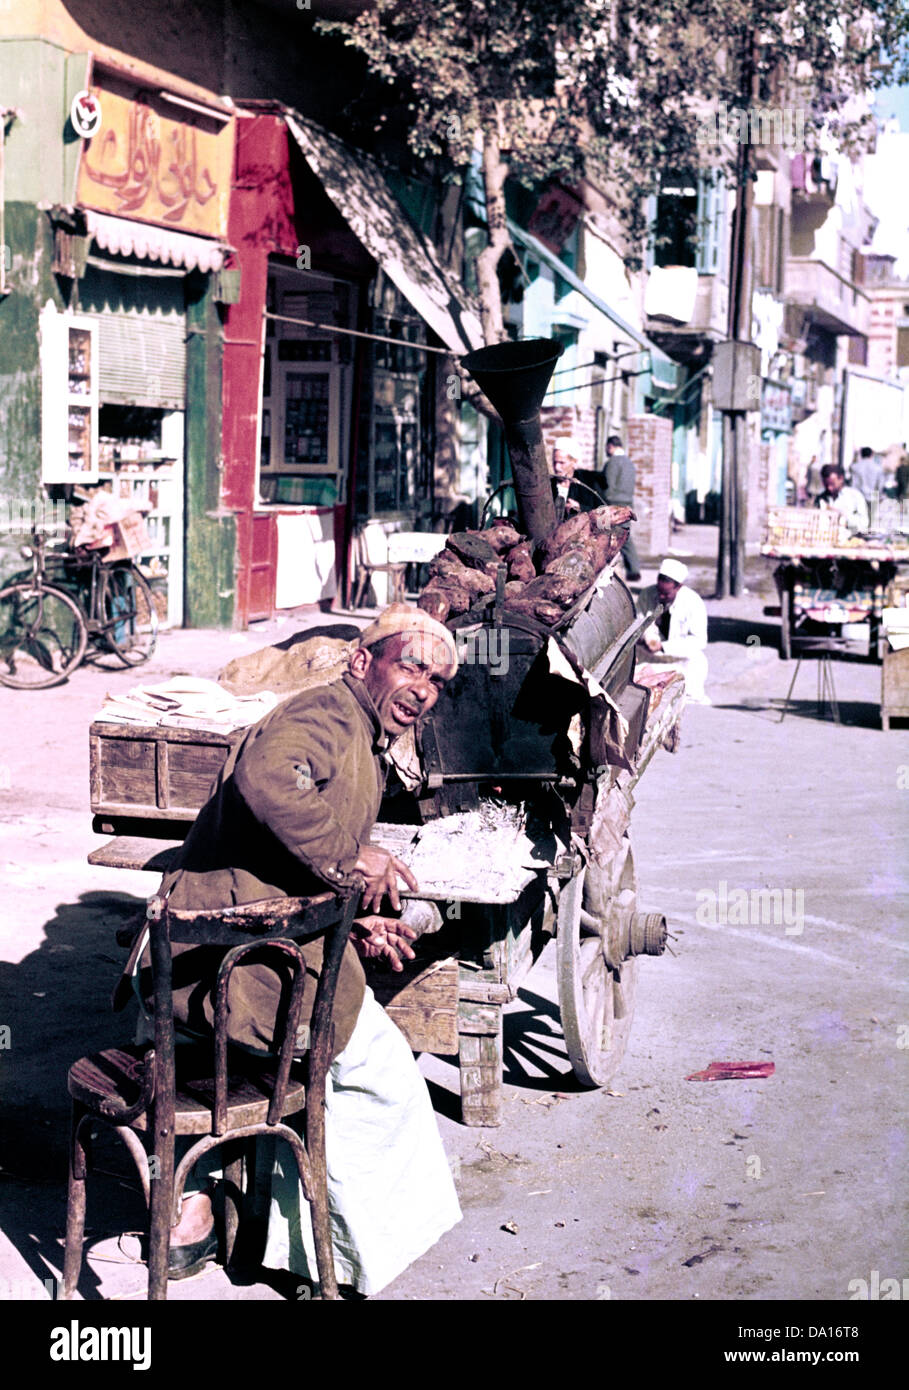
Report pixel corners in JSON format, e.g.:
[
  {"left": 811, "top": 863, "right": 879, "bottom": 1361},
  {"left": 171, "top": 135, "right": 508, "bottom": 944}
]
[{"left": 716, "top": 31, "right": 757, "bottom": 599}]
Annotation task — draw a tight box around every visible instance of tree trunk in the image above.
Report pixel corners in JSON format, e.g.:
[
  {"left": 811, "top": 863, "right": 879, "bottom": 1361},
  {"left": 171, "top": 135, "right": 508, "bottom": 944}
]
[{"left": 475, "top": 105, "right": 509, "bottom": 346}]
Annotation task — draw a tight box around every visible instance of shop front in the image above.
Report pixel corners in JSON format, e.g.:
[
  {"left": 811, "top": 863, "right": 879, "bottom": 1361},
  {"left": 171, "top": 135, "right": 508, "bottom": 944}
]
[
  {"left": 43, "top": 67, "right": 235, "bottom": 627},
  {"left": 224, "top": 106, "right": 482, "bottom": 625}
]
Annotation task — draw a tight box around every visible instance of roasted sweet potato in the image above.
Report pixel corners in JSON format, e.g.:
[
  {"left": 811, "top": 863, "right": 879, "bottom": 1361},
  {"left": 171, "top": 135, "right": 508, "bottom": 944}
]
[
  {"left": 445, "top": 531, "right": 500, "bottom": 574},
  {"left": 421, "top": 580, "right": 472, "bottom": 616},
  {"left": 484, "top": 522, "right": 523, "bottom": 554},
  {"left": 543, "top": 550, "right": 595, "bottom": 588},
  {"left": 417, "top": 589, "right": 451, "bottom": 622},
  {"left": 505, "top": 540, "right": 536, "bottom": 583}
]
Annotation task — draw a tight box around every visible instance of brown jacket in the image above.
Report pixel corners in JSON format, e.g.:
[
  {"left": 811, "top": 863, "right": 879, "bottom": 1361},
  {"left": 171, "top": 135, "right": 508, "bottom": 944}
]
[{"left": 142, "top": 674, "right": 387, "bottom": 1058}]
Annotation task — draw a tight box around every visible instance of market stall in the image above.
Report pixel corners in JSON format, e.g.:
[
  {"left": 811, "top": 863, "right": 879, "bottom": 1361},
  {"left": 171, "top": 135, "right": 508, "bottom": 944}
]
[{"left": 762, "top": 505, "right": 909, "bottom": 662}]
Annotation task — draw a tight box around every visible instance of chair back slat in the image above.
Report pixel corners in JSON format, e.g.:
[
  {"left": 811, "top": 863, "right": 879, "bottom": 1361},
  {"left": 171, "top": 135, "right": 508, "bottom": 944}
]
[{"left": 212, "top": 938, "right": 310, "bottom": 1134}]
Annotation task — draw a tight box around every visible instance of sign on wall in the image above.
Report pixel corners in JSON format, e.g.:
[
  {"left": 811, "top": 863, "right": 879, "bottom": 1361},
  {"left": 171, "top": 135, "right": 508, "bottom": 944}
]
[
  {"left": 75, "top": 86, "right": 233, "bottom": 239},
  {"left": 761, "top": 379, "right": 793, "bottom": 434}
]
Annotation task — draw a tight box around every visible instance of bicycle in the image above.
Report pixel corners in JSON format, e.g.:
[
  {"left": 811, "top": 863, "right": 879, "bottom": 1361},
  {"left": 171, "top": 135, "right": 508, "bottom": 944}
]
[{"left": 0, "top": 530, "right": 158, "bottom": 689}]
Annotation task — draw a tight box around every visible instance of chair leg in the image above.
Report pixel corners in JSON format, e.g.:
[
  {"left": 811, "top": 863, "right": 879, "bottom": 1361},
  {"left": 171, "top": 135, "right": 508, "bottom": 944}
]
[
  {"left": 62, "top": 1105, "right": 90, "bottom": 1300},
  {"left": 147, "top": 1145, "right": 174, "bottom": 1301}
]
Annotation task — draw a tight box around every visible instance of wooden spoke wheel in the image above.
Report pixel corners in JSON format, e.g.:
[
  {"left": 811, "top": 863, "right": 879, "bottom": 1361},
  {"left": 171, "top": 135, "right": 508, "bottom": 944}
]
[{"left": 557, "top": 836, "right": 658, "bottom": 1088}]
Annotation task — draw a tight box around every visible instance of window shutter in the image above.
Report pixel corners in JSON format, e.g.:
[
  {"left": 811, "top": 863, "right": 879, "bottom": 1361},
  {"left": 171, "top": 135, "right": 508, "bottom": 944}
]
[
  {"left": 78, "top": 266, "right": 186, "bottom": 408},
  {"left": 84, "top": 313, "right": 186, "bottom": 408},
  {"left": 696, "top": 173, "right": 725, "bottom": 275}
]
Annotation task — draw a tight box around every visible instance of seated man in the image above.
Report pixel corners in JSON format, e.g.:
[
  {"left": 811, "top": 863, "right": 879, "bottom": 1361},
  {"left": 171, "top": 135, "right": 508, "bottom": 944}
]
[
  {"left": 815, "top": 463, "right": 869, "bottom": 533},
  {"left": 134, "top": 605, "right": 462, "bottom": 1295},
  {"left": 636, "top": 558, "right": 711, "bottom": 705},
  {"left": 551, "top": 436, "right": 604, "bottom": 522}
]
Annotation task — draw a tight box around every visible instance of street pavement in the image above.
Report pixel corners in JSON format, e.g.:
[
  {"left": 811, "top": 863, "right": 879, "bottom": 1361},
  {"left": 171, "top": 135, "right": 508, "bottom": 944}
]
[{"left": 0, "top": 537, "right": 906, "bottom": 1311}]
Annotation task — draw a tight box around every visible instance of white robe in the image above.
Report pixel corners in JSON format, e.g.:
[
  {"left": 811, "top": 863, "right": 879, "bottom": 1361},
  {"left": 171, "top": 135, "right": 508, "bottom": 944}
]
[
  {"left": 183, "top": 987, "right": 461, "bottom": 1296},
  {"left": 263, "top": 988, "right": 461, "bottom": 1294},
  {"left": 638, "top": 583, "right": 710, "bottom": 703}
]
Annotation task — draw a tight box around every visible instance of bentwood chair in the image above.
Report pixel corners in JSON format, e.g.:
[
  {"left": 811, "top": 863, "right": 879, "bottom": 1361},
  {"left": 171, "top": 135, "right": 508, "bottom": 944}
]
[{"left": 62, "top": 887, "right": 361, "bottom": 1301}]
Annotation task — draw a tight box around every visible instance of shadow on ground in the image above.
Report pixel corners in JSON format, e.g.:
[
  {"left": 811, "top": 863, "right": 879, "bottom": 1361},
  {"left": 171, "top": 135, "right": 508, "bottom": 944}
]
[
  {"left": 715, "top": 697, "right": 884, "bottom": 730},
  {"left": 0, "top": 889, "right": 147, "bottom": 1292}
]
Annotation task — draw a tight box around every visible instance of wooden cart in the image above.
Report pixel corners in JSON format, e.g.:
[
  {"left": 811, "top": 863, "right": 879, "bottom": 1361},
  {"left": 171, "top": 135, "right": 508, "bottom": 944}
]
[{"left": 89, "top": 580, "right": 683, "bottom": 1126}]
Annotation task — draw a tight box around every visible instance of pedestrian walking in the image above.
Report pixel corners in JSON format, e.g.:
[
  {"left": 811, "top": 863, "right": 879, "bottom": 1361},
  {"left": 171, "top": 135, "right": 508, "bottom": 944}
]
[{"left": 602, "top": 435, "right": 641, "bottom": 581}]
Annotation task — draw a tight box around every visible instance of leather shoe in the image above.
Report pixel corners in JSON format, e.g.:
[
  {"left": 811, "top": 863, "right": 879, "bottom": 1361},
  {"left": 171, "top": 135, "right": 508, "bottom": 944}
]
[{"left": 167, "top": 1223, "right": 219, "bottom": 1281}]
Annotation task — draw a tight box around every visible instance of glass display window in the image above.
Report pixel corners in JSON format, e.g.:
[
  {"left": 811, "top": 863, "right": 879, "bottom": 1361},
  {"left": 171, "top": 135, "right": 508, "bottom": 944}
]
[
  {"left": 257, "top": 263, "right": 356, "bottom": 507},
  {"left": 41, "top": 307, "right": 99, "bottom": 483}
]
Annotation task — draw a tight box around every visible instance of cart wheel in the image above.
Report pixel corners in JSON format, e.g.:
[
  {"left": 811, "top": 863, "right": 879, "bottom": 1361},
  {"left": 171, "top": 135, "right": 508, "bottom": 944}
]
[{"left": 557, "top": 837, "right": 657, "bottom": 1088}]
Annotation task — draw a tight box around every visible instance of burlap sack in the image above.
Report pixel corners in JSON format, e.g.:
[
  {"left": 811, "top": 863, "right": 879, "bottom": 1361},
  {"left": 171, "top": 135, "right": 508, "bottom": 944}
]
[{"left": 219, "top": 634, "right": 355, "bottom": 699}]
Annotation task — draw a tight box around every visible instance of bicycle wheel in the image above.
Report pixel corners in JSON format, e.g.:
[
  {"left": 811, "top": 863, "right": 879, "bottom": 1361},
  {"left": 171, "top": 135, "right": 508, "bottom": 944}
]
[
  {"left": 99, "top": 564, "right": 158, "bottom": 666},
  {"left": 0, "top": 582, "right": 89, "bottom": 689}
]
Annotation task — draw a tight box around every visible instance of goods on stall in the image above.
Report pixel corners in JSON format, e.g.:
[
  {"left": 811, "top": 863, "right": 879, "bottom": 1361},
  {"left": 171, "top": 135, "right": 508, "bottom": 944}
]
[
  {"left": 417, "top": 505, "right": 635, "bottom": 626},
  {"left": 764, "top": 505, "right": 846, "bottom": 549}
]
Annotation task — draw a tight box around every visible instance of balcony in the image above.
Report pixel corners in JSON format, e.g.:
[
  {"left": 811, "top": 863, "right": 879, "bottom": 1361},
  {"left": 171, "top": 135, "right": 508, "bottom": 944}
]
[
  {"left": 644, "top": 268, "right": 728, "bottom": 361},
  {"left": 784, "top": 258, "right": 870, "bottom": 338}
]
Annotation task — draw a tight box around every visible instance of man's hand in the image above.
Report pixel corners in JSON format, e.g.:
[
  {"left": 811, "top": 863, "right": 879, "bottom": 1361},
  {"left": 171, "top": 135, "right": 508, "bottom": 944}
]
[
  {"left": 642, "top": 622, "right": 663, "bottom": 654},
  {"left": 351, "top": 915, "right": 418, "bottom": 972},
  {"left": 353, "top": 844, "right": 418, "bottom": 912}
]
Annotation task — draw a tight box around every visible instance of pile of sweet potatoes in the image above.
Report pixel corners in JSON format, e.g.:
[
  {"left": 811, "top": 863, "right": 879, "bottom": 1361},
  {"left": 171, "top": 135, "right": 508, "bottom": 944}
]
[{"left": 417, "top": 506, "right": 635, "bottom": 627}]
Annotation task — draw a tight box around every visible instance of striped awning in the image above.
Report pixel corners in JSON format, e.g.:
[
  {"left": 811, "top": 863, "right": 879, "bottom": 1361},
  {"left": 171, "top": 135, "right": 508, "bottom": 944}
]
[
  {"left": 84, "top": 210, "right": 228, "bottom": 273},
  {"left": 286, "top": 113, "right": 484, "bottom": 354}
]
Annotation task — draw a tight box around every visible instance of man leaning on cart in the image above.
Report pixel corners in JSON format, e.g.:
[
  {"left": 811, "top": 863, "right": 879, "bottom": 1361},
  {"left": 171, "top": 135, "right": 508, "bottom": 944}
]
[{"left": 126, "top": 604, "right": 463, "bottom": 1296}]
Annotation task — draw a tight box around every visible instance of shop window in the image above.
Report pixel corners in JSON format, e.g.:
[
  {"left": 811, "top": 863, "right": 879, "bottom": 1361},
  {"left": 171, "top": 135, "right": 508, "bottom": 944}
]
[
  {"left": 356, "top": 273, "right": 430, "bottom": 520},
  {"left": 258, "top": 264, "right": 356, "bottom": 507}
]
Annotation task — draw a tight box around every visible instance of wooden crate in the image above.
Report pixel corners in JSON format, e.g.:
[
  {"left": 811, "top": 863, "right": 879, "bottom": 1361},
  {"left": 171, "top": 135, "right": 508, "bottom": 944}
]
[
  {"left": 881, "top": 647, "right": 909, "bottom": 731},
  {"left": 368, "top": 956, "right": 460, "bottom": 1054},
  {"left": 90, "top": 721, "right": 243, "bottom": 831}
]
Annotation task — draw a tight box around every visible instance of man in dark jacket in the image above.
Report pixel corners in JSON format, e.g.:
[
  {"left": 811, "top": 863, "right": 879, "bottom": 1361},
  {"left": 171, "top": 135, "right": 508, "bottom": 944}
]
[
  {"left": 603, "top": 435, "right": 642, "bottom": 581},
  {"left": 150, "top": 605, "right": 462, "bottom": 1290},
  {"left": 550, "top": 436, "right": 604, "bottom": 522}
]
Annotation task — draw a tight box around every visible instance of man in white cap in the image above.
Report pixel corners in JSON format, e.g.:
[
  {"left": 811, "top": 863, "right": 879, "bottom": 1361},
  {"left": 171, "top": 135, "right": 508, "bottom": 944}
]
[
  {"left": 141, "top": 604, "right": 462, "bottom": 1293},
  {"left": 637, "top": 558, "right": 711, "bottom": 704},
  {"left": 550, "top": 436, "right": 604, "bottom": 522}
]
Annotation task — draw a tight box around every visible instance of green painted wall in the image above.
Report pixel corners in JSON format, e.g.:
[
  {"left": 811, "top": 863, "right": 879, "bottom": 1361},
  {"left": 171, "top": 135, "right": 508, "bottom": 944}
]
[
  {"left": 0, "top": 204, "right": 65, "bottom": 576},
  {"left": 183, "top": 271, "right": 235, "bottom": 628},
  {"left": 0, "top": 41, "right": 89, "bottom": 576},
  {"left": 0, "top": 41, "right": 89, "bottom": 206},
  {"left": 0, "top": 40, "right": 235, "bottom": 626}
]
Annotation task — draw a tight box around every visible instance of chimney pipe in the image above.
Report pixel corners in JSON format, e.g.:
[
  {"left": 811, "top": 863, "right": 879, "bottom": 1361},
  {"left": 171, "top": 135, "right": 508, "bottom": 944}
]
[{"left": 461, "top": 339, "right": 564, "bottom": 541}]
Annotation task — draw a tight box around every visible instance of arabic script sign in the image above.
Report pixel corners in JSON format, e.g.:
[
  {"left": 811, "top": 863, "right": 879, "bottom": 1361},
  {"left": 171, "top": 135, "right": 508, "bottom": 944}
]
[{"left": 76, "top": 87, "right": 233, "bottom": 239}]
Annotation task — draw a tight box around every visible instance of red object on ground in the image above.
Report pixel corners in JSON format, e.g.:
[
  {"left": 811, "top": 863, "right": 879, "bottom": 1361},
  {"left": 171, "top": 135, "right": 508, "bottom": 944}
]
[{"left": 685, "top": 1060, "right": 775, "bottom": 1081}]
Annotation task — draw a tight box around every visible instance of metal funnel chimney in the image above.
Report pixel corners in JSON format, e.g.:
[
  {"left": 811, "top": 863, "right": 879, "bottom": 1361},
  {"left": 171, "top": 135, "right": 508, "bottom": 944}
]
[{"left": 461, "top": 338, "right": 564, "bottom": 541}]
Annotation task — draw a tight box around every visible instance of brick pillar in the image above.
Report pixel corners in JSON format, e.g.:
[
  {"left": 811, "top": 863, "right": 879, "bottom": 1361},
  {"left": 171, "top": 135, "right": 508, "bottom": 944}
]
[
  {"left": 626, "top": 414, "right": 672, "bottom": 560},
  {"left": 749, "top": 436, "right": 773, "bottom": 546},
  {"left": 540, "top": 406, "right": 597, "bottom": 471}
]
